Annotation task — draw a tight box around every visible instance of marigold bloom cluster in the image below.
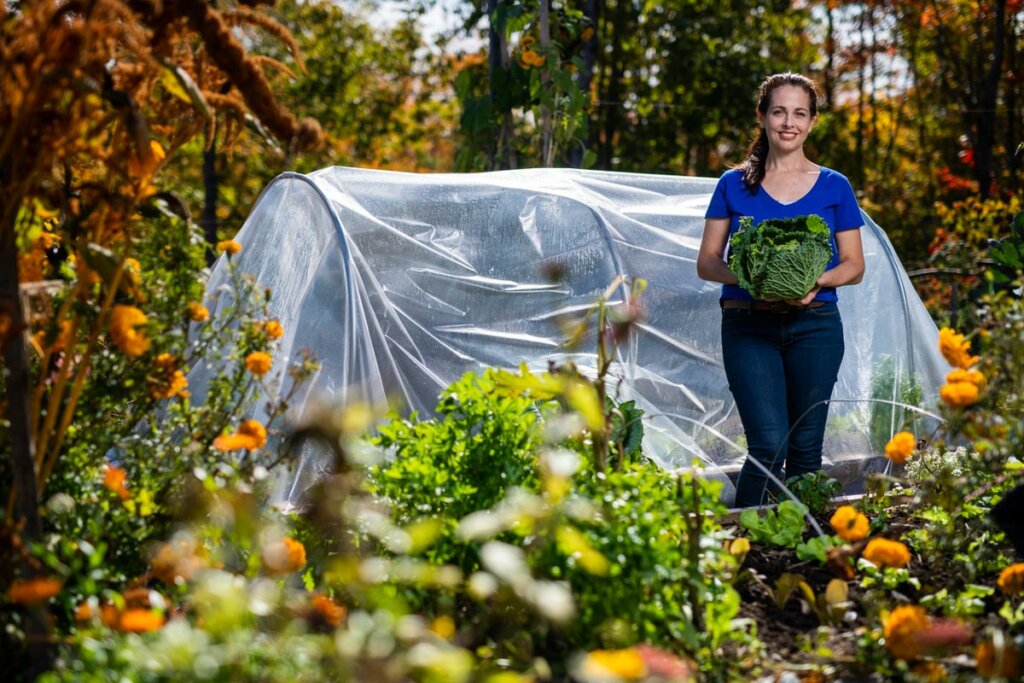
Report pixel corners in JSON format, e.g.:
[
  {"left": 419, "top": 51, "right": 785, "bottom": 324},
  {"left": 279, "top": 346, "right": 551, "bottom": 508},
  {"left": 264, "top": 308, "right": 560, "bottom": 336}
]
[
  {"left": 830, "top": 505, "right": 870, "bottom": 542},
  {"left": 217, "top": 239, "right": 242, "bottom": 255},
  {"left": 213, "top": 420, "right": 267, "bottom": 451},
  {"left": 149, "top": 353, "right": 188, "bottom": 399},
  {"left": 186, "top": 301, "right": 210, "bottom": 322},
  {"left": 7, "top": 577, "right": 62, "bottom": 605},
  {"left": 977, "top": 640, "right": 1022, "bottom": 678},
  {"left": 581, "top": 648, "right": 647, "bottom": 680},
  {"left": 884, "top": 604, "right": 930, "bottom": 660},
  {"left": 863, "top": 538, "right": 911, "bottom": 568},
  {"left": 245, "top": 351, "right": 272, "bottom": 376},
  {"left": 103, "top": 464, "right": 131, "bottom": 500},
  {"left": 938, "top": 327, "right": 979, "bottom": 369},
  {"left": 946, "top": 368, "right": 986, "bottom": 388},
  {"left": 262, "top": 536, "right": 307, "bottom": 576},
  {"left": 884, "top": 431, "right": 917, "bottom": 464},
  {"left": 997, "top": 562, "right": 1024, "bottom": 595},
  {"left": 109, "top": 304, "right": 150, "bottom": 357}
]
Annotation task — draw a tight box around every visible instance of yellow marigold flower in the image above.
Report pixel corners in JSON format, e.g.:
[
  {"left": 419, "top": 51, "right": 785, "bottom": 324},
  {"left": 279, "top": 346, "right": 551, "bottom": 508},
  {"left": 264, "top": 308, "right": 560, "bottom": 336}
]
[
  {"left": 977, "top": 640, "right": 1022, "bottom": 678},
  {"left": 997, "top": 562, "right": 1024, "bottom": 595},
  {"left": 884, "top": 605, "right": 930, "bottom": 660},
  {"left": 829, "top": 505, "right": 870, "bottom": 542},
  {"left": 245, "top": 351, "right": 272, "bottom": 376},
  {"left": 429, "top": 615, "right": 456, "bottom": 639},
  {"left": 946, "top": 368, "right": 986, "bottom": 388},
  {"left": 103, "top": 464, "right": 131, "bottom": 500},
  {"left": 109, "top": 305, "right": 150, "bottom": 357},
  {"left": 117, "top": 608, "right": 165, "bottom": 633},
  {"left": 212, "top": 420, "right": 267, "bottom": 452},
  {"left": 884, "top": 431, "right": 917, "bottom": 464},
  {"left": 7, "top": 577, "right": 62, "bottom": 605},
  {"left": 262, "top": 536, "right": 307, "bottom": 576},
  {"left": 217, "top": 240, "right": 242, "bottom": 255},
  {"left": 863, "top": 538, "right": 911, "bottom": 568},
  {"left": 940, "top": 381, "right": 980, "bottom": 407},
  {"left": 938, "top": 327, "right": 979, "bottom": 369},
  {"left": 581, "top": 648, "right": 647, "bottom": 680},
  {"left": 186, "top": 302, "right": 209, "bottom": 322},
  {"left": 307, "top": 594, "right": 346, "bottom": 630}
]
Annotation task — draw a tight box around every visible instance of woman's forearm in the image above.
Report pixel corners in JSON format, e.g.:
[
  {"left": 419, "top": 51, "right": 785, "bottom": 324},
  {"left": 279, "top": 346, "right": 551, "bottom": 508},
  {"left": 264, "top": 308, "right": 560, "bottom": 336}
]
[{"left": 697, "top": 255, "right": 739, "bottom": 285}]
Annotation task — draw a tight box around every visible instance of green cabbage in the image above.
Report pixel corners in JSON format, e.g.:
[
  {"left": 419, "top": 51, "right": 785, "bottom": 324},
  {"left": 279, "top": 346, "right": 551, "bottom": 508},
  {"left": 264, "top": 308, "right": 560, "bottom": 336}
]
[{"left": 727, "top": 214, "right": 833, "bottom": 300}]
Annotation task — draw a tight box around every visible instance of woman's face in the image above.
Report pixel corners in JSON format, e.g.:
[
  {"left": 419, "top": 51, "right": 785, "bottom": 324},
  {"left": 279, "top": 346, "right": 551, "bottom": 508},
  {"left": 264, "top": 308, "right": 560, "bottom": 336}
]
[{"left": 757, "top": 84, "right": 816, "bottom": 154}]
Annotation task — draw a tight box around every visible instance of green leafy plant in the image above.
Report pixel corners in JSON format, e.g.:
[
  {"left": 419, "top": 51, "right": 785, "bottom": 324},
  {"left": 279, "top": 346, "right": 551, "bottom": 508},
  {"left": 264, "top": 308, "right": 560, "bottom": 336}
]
[
  {"left": 739, "top": 500, "right": 808, "bottom": 549},
  {"left": 785, "top": 471, "right": 841, "bottom": 516},
  {"left": 868, "top": 355, "right": 924, "bottom": 453},
  {"left": 728, "top": 214, "right": 833, "bottom": 300}
]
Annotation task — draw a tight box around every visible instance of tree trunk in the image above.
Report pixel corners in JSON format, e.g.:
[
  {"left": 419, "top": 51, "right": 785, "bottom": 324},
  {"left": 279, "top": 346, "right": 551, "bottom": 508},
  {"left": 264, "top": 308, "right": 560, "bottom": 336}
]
[
  {"left": 597, "top": 0, "right": 628, "bottom": 169},
  {"left": 487, "top": 0, "right": 516, "bottom": 169},
  {"left": 539, "top": 0, "right": 553, "bottom": 167},
  {"left": 201, "top": 135, "right": 218, "bottom": 265},
  {"left": 569, "top": 0, "right": 600, "bottom": 168}
]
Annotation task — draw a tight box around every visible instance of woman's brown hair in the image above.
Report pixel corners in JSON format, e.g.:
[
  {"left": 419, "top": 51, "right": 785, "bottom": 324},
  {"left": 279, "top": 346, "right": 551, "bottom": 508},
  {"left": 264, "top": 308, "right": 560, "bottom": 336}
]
[{"left": 741, "top": 73, "right": 820, "bottom": 193}]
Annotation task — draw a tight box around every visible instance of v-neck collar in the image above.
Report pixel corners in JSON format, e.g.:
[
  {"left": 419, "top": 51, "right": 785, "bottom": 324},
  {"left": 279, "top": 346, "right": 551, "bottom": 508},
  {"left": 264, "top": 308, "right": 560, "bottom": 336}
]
[{"left": 759, "top": 167, "right": 823, "bottom": 206}]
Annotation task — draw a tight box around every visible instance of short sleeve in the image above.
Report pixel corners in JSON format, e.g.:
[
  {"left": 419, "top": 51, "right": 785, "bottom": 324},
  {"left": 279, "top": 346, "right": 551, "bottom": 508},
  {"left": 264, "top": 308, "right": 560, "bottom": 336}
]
[
  {"left": 834, "top": 174, "right": 863, "bottom": 231},
  {"left": 705, "top": 173, "right": 730, "bottom": 219}
]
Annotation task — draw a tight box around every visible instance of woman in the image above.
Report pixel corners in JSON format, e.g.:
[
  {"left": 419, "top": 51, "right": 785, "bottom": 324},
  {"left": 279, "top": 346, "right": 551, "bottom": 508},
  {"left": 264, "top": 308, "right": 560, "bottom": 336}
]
[{"left": 696, "top": 73, "right": 865, "bottom": 508}]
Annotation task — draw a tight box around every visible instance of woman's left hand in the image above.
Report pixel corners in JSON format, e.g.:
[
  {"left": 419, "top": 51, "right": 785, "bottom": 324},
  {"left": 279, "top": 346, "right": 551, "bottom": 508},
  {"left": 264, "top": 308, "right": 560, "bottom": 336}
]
[{"left": 787, "top": 286, "right": 820, "bottom": 307}]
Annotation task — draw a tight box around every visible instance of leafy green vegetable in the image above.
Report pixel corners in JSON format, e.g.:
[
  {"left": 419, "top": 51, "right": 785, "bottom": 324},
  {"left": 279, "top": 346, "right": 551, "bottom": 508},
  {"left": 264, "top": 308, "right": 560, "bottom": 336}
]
[
  {"left": 728, "top": 214, "right": 833, "bottom": 300},
  {"left": 739, "top": 499, "right": 808, "bottom": 548}
]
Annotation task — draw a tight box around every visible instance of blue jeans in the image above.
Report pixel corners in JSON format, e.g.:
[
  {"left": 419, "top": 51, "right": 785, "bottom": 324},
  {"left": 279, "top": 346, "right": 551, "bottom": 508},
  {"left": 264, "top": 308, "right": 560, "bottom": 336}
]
[{"left": 721, "top": 302, "right": 845, "bottom": 507}]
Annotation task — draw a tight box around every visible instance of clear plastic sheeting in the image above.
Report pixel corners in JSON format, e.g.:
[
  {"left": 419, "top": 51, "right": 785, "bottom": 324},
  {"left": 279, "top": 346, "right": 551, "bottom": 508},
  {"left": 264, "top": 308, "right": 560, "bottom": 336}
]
[{"left": 198, "top": 166, "right": 947, "bottom": 507}]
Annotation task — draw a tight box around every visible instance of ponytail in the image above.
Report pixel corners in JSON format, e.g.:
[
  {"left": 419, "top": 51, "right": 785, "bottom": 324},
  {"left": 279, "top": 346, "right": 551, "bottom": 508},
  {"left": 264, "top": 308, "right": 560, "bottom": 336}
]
[{"left": 742, "top": 129, "right": 770, "bottom": 194}]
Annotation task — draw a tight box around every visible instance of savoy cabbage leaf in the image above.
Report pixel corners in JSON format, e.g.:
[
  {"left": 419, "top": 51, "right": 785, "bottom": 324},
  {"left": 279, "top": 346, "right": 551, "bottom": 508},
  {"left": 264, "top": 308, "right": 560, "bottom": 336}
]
[{"left": 727, "top": 214, "right": 833, "bottom": 300}]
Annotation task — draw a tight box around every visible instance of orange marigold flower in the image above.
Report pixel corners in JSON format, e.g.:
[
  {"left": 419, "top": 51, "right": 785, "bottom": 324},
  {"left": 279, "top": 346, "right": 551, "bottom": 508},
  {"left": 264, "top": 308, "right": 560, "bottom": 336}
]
[
  {"left": 307, "top": 594, "right": 346, "bottom": 630},
  {"left": 581, "top": 26, "right": 595, "bottom": 42},
  {"left": 884, "top": 605, "right": 930, "bottom": 660},
  {"left": 186, "top": 302, "right": 210, "bottom": 322},
  {"left": 940, "top": 381, "right": 980, "bottom": 408},
  {"left": 254, "top": 319, "right": 284, "bottom": 340},
  {"left": 109, "top": 305, "right": 150, "bottom": 357},
  {"left": 829, "top": 505, "right": 870, "bottom": 542},
  {"left": 938, "top": 327, "right": 979, "bottom": 369},
  {"left": 74, "top": 601, "right": 95, "bottom": 621},
  {"left": 863, "top": 538, "right": 911, "bottom": 568},
  {"left": 581, "top": 648, "right": 647, "bottom": 680},
  {"left": 212, "top": 420, "right": 267, "bottom": 452},
  {"left": 977, "top": 640, "right": 1022, "bottom": 678},
  {"left": 946, "top": 368, "right": 986, "bottom": 388},
  {"left": 244, "top": 351, "right": 272, "bottom": 376},
  {"left": 103, "top": 464, "right": 131, "bottom": 500},
  {"left": 117, "top": 608, "right": 165, "bottom": 633},
  {"left": 217, "top": 240, "right": 242, "bottom": 255},
  {"left": 7, "top": 578, "right": 62, "bottom": 605},
  {"left": 148, "top": 353, "right": 189, "bottom": 400},
  {"left": 884, "top": 431, "right": 917, "bottom": 464},
  {"left": 262, "top": 536, "right": 307, "bottom": 576},
  {"left": 997, "top": 562, "right": 1024, "bottom": 595}
]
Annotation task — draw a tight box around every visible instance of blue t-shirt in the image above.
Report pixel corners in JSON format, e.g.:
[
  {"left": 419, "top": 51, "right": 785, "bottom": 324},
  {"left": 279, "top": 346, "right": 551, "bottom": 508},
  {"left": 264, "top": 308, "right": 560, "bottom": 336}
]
[{"left": 704, "top": 166, "right": 863, "bottom": 303}]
